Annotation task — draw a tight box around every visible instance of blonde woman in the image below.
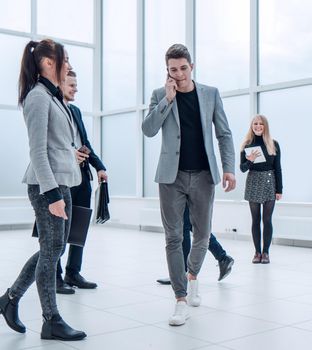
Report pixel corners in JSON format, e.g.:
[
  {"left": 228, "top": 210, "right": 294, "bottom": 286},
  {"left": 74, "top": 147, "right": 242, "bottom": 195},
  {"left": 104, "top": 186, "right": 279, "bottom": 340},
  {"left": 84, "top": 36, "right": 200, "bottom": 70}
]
[{"left": 240, "top": 115, "right": 282, "bottom": 264}]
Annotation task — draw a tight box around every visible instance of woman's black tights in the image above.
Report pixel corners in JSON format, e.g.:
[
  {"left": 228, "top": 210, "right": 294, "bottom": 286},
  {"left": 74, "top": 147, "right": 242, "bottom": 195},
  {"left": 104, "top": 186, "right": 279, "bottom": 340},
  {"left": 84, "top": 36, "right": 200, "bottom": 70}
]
[{"left": 249, "top": 200, "right": 275, "bottom": 254}]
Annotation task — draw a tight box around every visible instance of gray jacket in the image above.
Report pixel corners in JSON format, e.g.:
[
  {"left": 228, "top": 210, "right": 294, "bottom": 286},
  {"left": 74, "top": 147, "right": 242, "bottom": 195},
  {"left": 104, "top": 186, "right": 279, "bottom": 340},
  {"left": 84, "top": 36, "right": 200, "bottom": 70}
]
[
  {"left": 22, "top": 82, "right": 81, "bottom": 193},
  {"left": 142, "top": 82, "right": 235, "bottom": 185}
]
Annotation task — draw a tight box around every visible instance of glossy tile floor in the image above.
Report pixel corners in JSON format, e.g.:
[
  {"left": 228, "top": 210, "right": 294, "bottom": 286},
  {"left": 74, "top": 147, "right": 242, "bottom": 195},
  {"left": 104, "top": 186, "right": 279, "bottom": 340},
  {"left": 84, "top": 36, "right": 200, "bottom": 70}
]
[{"left": 1, "top": 226, "right": 312, "bottom": 350}]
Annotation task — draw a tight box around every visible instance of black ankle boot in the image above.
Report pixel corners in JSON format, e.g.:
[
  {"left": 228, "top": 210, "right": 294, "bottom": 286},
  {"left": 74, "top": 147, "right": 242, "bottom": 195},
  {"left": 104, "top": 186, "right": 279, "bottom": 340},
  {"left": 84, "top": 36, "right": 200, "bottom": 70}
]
[
  {"left": 0, "top": 289, "right": 26, "bottom": 333},
  {"left": 41, "top": 314, "right": 86, "bottom": 341}
]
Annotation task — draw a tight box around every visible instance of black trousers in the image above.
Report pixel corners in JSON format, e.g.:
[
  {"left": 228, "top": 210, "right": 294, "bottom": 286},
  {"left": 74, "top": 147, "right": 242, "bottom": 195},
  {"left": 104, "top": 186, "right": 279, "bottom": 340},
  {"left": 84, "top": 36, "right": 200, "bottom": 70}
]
[{"left": 57, "top": 168, "right": 92, "bottom": 279}]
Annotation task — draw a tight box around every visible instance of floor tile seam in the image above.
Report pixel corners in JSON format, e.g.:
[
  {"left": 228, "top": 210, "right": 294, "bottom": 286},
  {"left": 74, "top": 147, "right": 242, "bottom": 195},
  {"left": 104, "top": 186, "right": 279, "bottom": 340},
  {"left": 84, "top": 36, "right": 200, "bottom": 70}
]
[
  {"left": 229, "top": 288, "right": 302, "bottom": 300},
  {"left": 218, "top": 299, "right": 277, "bottom": 313},
  {"left": 21, "top": 341, "right": 79, "bottom": 350},
  {"left": 212, "top": 284, "right": 254, "bottom": 291},
  {"left": 124, "top": 286, "right": 174, "bottom": 299},
  {"left": 94, "top": 296, "right": 173, "bottom": 311},
  {"left": 140, "top": 307, "right": 225, "bottom": 326},
  {"left": 202, "top": 293, "right": 280, "bottom": 307},
  {"left": 213, "top": 308, "right": 285, "bottom": 327},
  {"left": 4, "top": 325, "right": 40, "bottom": 336},
  {"left": 226, "top": 295, "right": 312, "bottom": 309},
  {"left": 100, "top": 307, "right": 162, "bottom": 325},
  {"left": 25, "top": 321, "right": 148, "bottom": 340},
  {"left": 229, "top": 309, "right": 312, "bottom": 327},
  {"left": 200, "top": 301, "right": 275, "bottom": 313},
  {"left": 23, "top": 325, "right": 41, "bottom": 335},
  {"left": 286, "top": 321, "right": 312, "bottom": 332},
  {"left": 152, "top": 321, "right": 282, "bottom": 346},
  {"left": 252, "top": 278, "right": 312, "bottom": 286},
  {"left": 24, "top": 306, "right": 146, "bottom": 327},
  {"left": 55, "top": 293, "right": 165, "bottom": 311},
  {"left": 67, "top": 300, "right": 154, "bottom": 314},
  {"left": 56, "top": 300, "right": 113, "bottom": 313},
  {"left": 97, "top": 281, "right": 173, "bottom": 292},
  {"left": 281, "top": 296, "right": 312, "bottom": 306},
  {"left": 187, "top": 306, "right": 227, "bottom": 316},
  {"left": 234, "top": 293, "right": 311, "bottom": 305},
  {"left": 199, "top": 306, "right": 281, "bottom": 321},
  {"left": 84, "top": 322, "right": 209, "bottom": 340},
  {"left": 79, "top": 324, "right": 148, "bottom": 338},
  {"left": 216, "top": 324, "right": 288, "bottom": 345},
  {"left": 192, "top": 343, "right": 235, "bottom": 350},
  {"left": 150, "top": 323, "right": 213, "bottom": 345},
  {"left": 19, "top": 315, "right": 43, "bottom": 323}
]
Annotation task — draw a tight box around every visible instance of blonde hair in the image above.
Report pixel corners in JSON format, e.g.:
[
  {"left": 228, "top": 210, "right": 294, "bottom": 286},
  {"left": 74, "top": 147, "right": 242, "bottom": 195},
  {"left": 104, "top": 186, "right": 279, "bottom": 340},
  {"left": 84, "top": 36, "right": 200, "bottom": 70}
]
[{"left": 241, "top": 114, "right": 276, "bottom": 155}]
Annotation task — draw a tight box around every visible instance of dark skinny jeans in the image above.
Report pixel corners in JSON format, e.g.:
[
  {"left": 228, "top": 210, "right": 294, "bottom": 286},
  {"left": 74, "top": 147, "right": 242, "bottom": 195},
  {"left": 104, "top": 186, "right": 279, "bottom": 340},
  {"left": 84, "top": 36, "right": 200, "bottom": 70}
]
[{"left": 9, "top": 185, "right": 71, "bottom": 319}]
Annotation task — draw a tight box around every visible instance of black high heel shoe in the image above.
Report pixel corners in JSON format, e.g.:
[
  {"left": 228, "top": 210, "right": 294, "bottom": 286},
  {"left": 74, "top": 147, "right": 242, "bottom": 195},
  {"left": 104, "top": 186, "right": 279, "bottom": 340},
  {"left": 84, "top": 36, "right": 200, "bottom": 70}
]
[
  {"left": 0, "top": 289, "right": 26, "bottom": 333},
  {"left": 41, "top": 313, "right": 87, "bottom": 341}
]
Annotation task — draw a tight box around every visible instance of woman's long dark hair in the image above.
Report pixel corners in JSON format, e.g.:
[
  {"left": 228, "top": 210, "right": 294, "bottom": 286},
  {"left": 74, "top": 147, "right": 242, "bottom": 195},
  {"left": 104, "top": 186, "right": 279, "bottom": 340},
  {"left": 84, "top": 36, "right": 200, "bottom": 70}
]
[{"left": 18, "top": 39, "right": 64, "bottom": 105}]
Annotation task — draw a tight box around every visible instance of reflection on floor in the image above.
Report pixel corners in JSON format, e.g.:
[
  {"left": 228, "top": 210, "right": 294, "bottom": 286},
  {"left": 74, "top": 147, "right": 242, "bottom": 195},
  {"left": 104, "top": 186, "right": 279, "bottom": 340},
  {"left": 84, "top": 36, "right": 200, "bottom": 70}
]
[{"left": 1, "top": 226, "right": 312, "bottom": 350}]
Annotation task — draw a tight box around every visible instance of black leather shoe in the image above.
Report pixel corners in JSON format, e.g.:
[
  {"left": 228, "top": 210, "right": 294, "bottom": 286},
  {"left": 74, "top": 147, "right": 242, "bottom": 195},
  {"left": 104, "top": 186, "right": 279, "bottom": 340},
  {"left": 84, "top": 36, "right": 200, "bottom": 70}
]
[
  {"left": 64, "top": 273, "right": 97, "bottom": 289},
  {"left": 56, "top": 279, "right": 75, "bottom": 295},
  {"left": 218, "top": 255, "right": 234, "bottom": 281},
  {"left": 0, "top": 289, "right": 26, "bottom": 333},
  {"left": 156, "top": 277, "right": 171, "bottom": 285},
  {"left": 41, "top": 314, "right": 86, "bottom": 341}
]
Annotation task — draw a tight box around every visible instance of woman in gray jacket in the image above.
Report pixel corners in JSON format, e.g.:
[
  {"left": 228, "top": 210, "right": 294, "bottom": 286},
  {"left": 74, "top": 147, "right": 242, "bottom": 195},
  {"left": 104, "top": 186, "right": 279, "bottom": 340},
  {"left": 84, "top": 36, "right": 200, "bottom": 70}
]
[{"left": 0, "top": 39, "right": 86, "bottom": 341}]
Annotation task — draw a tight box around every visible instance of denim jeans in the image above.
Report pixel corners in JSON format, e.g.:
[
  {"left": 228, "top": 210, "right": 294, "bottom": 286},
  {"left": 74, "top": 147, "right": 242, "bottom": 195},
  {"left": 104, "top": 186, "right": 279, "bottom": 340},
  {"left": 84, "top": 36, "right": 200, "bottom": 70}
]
[
  {"left": 183, "top": 205, "right": 226, "bottom": 271},
  {"left": 10, "top": 185, "right": 71, "bottom": 319}
]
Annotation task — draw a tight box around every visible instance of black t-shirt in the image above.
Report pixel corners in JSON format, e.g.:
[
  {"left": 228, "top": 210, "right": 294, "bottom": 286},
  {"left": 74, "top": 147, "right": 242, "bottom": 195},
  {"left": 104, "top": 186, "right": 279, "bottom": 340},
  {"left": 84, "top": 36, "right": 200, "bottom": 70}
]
[{"left": 176, "top": 88, "right": 209, "bottom": 171}]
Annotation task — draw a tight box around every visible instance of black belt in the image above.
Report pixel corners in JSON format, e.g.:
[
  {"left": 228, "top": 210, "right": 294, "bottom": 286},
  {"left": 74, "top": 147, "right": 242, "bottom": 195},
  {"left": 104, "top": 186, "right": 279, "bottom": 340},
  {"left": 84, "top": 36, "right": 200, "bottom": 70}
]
[{"left": 180, "top": 169, "right": 202, "bottom": 173}]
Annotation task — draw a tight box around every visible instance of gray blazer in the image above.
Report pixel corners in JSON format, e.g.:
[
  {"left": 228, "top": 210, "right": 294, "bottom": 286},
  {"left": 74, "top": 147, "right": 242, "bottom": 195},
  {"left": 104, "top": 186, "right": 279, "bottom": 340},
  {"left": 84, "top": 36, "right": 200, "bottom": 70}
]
[
  {"left": 22, "top": 82, "right": 81, "bottom": 194},
  {"left": 142, "top": 82, "right": 235, "bottom": 185}
]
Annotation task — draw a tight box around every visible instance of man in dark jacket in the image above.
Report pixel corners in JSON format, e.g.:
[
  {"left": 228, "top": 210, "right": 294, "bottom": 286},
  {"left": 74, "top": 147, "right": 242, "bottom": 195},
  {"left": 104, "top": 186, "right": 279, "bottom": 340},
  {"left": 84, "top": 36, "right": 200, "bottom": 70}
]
[{"left": 56, "top": 71, "right": 107, "bottom": 294}]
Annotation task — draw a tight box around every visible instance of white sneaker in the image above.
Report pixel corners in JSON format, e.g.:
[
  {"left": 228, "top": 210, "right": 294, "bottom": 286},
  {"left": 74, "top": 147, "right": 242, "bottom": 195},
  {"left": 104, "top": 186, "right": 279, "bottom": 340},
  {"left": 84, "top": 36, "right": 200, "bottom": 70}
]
[
  {"left": 187, "top": 279, "right": 201, "bottom": 307},
  {"left": 168, "top": 301, "right": 190, "bottom": 326}
]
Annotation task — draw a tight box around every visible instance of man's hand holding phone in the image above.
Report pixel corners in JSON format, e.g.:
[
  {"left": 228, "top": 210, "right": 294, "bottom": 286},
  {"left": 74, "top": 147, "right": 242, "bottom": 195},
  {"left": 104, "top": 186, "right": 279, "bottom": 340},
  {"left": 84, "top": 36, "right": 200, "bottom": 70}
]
[{"left": 165, "top": 73, "right": 177, "bottom": 103}]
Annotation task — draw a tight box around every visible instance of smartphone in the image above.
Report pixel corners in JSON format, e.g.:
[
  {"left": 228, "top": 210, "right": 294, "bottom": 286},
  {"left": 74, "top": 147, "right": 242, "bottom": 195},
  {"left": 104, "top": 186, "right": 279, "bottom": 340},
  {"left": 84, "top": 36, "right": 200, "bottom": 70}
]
[
  {"left": 166, "top": 70, "right": 177, "bottom": 88},
  {"left": 78, "top": 145, "right": 91, "bottom": 155},
  {"left": 167, "top": 69, "right": 174, "bottom": 81}
]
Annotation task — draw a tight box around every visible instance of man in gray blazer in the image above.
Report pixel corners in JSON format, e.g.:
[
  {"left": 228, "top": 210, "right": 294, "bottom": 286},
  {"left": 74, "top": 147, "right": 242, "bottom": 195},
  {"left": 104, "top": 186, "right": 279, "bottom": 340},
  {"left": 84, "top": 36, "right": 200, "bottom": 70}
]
[{"left": 142, "top": 44, "right": 236, "bottom": 326}]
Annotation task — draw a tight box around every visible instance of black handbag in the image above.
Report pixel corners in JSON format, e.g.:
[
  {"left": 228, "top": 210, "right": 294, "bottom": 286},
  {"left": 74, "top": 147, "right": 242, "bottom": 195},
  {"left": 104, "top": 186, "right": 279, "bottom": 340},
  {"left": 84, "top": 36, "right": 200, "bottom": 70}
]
[{"left": 95, "top": 181, "right": 110, "bottom": 224}]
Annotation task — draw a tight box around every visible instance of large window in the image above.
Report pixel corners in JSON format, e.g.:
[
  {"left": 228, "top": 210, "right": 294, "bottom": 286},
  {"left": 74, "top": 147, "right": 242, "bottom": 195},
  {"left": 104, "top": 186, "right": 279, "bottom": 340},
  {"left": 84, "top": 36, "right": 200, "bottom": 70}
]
[
  {"left": 143, "top": 127, "right": 161, "bottom": 197},
  {"left": 142, "top": 0, "right": 185, "bottom": 197},
  {"left": 102, "top": 0, "right": 137, "bottom": 111},
  {"left": 0, "top": 35, "right": 28, "bottom": 106},
  {"left": 259, "top": 86, "right": 312, "bottom": 202},
  {"left": 259, "top": 0, "right": 312, "bottom": 84},
  {"left": 196, "top": 0, "right": 250, "bottom": 91},
  {"left": 102, "top": 113, "right": 137, "bottom": 196},
  {"left": 37, "top": 0, "right": 94, "bottom": 43},
  {"left": 144, "top": 0, "right": 185, "bottom": 103},
  {"left": 214, "top": 95, "right": 250, "bottom": 200},
  {"left": 0, "top": 110, "right": 29, "bottom": 196},
  {"left": 1, "top": 0, "right": 312, "bottom": 210},
  {"left": 82, "top": 115, "right": 94, "bottom": 145},
  {"left": 0, "top": 0, "right": 31, "bottom": 32},
  {"left": 0, "top": 0, "right": 97, "bottom": 200},
  {"left": 67, "top": 45, "right": 93, "bottom": 112}
]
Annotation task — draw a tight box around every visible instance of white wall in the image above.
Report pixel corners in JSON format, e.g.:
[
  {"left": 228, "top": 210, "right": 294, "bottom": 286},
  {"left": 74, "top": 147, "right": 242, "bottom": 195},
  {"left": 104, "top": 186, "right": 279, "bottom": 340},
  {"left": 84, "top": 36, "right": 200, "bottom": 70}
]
[{"left": 2, "top": 196, "right": 311, "bottom": 248}]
